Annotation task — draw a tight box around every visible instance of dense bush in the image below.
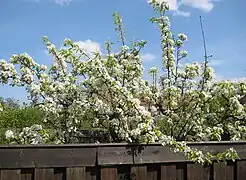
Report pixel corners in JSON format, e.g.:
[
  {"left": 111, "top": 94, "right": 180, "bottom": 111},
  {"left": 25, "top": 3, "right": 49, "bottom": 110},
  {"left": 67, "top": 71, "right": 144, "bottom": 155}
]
[
  {"left": 0, "top": 97, "right": 95, "bottom": 144},
  {"left": 0, "top": 98, "right": 43, "bottom": 143}
]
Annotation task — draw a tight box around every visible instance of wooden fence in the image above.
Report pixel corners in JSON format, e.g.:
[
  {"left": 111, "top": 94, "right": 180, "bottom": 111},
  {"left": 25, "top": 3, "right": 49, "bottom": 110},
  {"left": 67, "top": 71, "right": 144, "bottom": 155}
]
[{"left": 1, "top": 141, "right": 246, "bottom": 180}]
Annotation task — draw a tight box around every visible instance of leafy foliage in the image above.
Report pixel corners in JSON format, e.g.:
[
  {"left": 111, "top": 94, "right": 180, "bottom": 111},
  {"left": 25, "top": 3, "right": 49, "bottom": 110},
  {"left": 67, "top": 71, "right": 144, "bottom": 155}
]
[{"left": 0, "top": 97, "right": 44, "bottom": 143}]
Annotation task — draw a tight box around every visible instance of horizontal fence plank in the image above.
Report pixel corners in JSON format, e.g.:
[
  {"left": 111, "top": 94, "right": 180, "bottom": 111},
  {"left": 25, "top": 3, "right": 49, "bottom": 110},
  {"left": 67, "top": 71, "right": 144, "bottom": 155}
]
[
  {"left": 0, "top": 147, "right": 96, "bottom": 168},
  {"left": 98, "top": 145, "right": 185, "bottom": 165},
  {"left": 98, "top": 142, "right": 246, "bottom": 165},
  {"left": 0, "top": 142, "right": 246, "bottom": 170}
]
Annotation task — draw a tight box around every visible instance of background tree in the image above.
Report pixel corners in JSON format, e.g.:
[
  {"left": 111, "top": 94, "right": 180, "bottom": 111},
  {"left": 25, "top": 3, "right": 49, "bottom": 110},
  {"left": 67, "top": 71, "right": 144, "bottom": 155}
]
[{"left": 0, "top": 97, "right": 44, "bottom": 143}]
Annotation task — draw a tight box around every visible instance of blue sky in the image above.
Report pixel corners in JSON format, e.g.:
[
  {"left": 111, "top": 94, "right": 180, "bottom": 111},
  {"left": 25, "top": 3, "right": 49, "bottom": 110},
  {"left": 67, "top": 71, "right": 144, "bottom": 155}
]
[{"left": 0, "top": 0, "right": 246, "bottom": 101}]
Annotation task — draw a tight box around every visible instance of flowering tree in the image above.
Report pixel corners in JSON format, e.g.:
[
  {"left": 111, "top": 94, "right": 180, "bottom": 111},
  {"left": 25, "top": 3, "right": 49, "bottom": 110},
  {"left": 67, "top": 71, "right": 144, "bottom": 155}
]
[
  {"left": 148, "top": 1, "right": 246, "bottom": 143},
  {"left": 0, "top": 0, "right": 245, "bottom": 163}
]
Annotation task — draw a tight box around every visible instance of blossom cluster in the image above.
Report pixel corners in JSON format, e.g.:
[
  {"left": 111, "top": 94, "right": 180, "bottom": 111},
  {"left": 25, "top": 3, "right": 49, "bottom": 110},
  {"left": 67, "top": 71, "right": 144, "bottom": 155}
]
[{"left": 4, "top": 124, "right": 58, "bottom": 144}]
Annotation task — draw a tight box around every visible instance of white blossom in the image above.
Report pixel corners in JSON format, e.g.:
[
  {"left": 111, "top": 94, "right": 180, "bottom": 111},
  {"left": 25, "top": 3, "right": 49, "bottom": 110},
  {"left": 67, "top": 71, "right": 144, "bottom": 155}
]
[
  {"left": 178, "top": 33, "right": 188, "bottom": 41},
  {"left": 0, "top": 1, "right": 242, "bottom": 164},
  {"left": 5, "top": 130, "right": 14, "bottom": 139}
]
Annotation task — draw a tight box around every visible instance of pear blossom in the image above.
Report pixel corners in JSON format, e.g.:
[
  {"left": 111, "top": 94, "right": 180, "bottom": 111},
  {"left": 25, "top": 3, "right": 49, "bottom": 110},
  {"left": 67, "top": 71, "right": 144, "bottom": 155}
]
[
  {"left": 178, "top": 33, "right": 188, "bottom": 41},
  {"left": 179, "top": 50, "right": 188, "bottom": 58},
  {"left": 0, "top": 0, "right": 243, "bottom": 164},
  {"left": 5, "top": 130, "right": 14, "bottom": 139}
]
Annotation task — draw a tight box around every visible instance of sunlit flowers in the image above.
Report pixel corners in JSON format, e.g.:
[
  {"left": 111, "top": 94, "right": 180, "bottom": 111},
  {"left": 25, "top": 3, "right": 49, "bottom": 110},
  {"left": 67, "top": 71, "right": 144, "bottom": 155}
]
[{"left": 0, "top": 0, "right": 243, "bottom": 164}]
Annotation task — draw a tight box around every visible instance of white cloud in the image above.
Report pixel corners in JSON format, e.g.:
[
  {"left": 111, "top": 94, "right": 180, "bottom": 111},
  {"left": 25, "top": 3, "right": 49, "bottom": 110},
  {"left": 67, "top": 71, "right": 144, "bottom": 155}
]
[
  {"left": 173, "top": 10, "right": 191, "bottom": 17},
  {"left": 141, "top": 53, "right": 156, "bottom": 62},
  {"left": 232, "top": 77, "right": 246, "bottom": 83},
  {"left": 75, "top": 40, "right": 101, "bottom": 56},
  {"left": 163, "top": 0, "right": 218, "bottom": 17},
  {"left": 53, "top": 0, "right": 73, "bottom": 6},
  {"left": 213, "top": 74, "right": 246, "bottom": 83},
  {"left": 181, "top": 0, "right": 215, "bottom": 12},
  {"left": 212, "top": 74, "right": 224, "bottom": 82}
]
